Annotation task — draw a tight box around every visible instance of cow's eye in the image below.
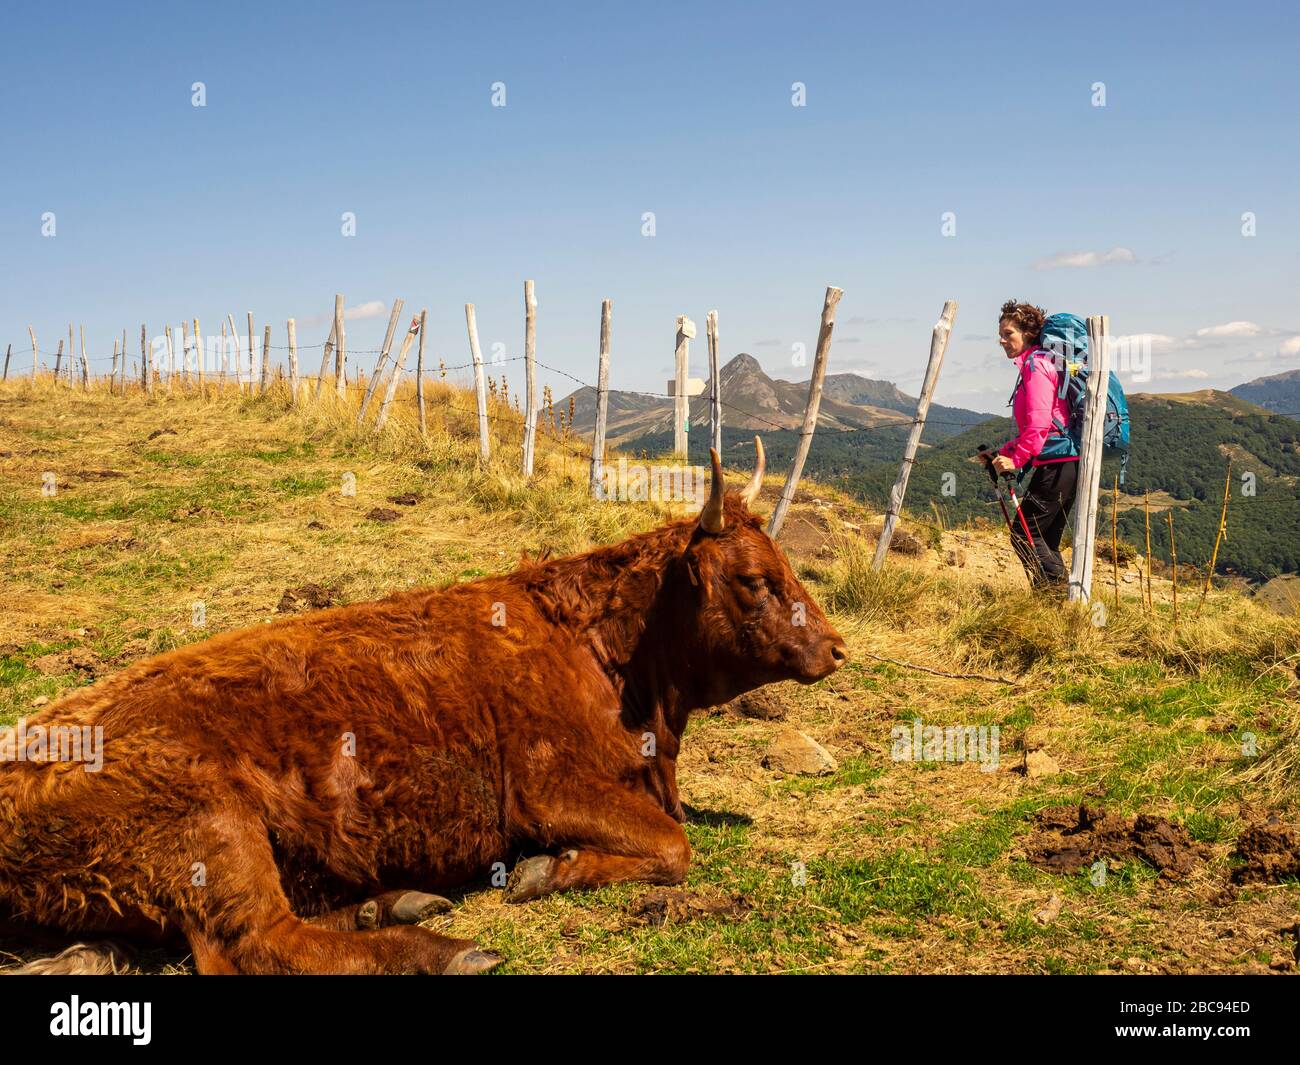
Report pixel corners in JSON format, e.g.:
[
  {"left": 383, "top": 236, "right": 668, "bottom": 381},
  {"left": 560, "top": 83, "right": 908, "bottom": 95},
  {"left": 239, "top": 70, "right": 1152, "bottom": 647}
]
[{"left": 742, "top": 575, "right": 768, "bottom": 595}]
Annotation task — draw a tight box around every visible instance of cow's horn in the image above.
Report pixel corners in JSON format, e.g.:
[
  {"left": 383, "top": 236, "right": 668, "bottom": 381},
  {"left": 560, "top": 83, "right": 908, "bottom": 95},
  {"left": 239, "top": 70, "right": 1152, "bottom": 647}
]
[
  {"left": 740, "top": 436, "right": 765, "bottom": 506},
  {"left": 700, "top": 448, "right": 725, "bottom": 533}
]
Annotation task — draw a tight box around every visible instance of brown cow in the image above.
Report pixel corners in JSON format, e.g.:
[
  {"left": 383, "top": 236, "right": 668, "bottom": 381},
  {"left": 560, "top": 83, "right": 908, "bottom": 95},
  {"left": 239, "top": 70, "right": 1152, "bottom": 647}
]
[{"left": 0, "top": 440, "right": 846, "bottom": 974}]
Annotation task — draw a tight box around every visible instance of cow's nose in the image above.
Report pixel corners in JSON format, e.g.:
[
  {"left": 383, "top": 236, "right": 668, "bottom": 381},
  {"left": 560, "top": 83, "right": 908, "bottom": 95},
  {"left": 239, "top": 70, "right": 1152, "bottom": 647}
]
[{"left": 830, "top": 642, "right": 848, "bottom": 667}]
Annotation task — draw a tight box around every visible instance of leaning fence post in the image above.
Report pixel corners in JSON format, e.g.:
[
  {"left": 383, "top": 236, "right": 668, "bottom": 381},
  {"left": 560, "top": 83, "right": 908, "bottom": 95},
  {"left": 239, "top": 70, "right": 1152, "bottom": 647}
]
[
  {"left": 768, "top": 286, "right": 843, "bottom": 539},
  {"left": 375, "top": 317, "right": 418, "bottom": 432},
  {"left": 315, "top": 321, "right": 336, "bottom": 398},
  {"left": 358, "top": 299, "right": 404, "bottom": 424},
  {"left": 589, "top": 299, "right": 613, "bottom": 498},
  {"left": 416, "top": 309, "right": 428, "bottom": 437},
  {"left": 707, "top": 309, "right": 721, "bottom": 457},
  {"left": 54, "top": 339, "right": 64, "bottom": 381},
  {"left": 333, "top": 295, "right": 346, "bottom": 400},
  {"left": 522, "top": 280, "right": 538, "bottom": 475},
  {"left": 287, "top": 318, "right": 299, "bottom": 403},
  {"left": 3, "top": 343, "right": 11, "bottom": 380},
  {"left": 28, "top": 326, "right": 37, "bottom": 380},
  {"left": 673, "top": 315, "right": 695, "bottom": 460},
  {"left": 872, "top": 299, "right": 957, "bottom": 569},
  {"left": 466, "top": 303, "right": 490, "bottom": 463},
  {"left": 1067, "top": 315, "right": 1112, "bottom": 603}
]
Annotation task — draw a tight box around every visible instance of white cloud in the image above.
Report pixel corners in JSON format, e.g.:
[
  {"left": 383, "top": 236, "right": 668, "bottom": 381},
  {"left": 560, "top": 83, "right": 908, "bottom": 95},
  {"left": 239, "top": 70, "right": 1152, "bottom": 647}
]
[
  {"left": 1195, "top": 320, "right": 1264, "bottom": 338},
  {"left": 1032, "top": 247, "right": 1136, "bottom": 270},
  {"left": 345, "top": 300, "right": 388, "bottom": 321},
  {"left": 1153, "top": 368, "right": 1210, "bottom": 380},
  {"left": 1279, "top": 335, "right": 1300, "bottom": 357}
]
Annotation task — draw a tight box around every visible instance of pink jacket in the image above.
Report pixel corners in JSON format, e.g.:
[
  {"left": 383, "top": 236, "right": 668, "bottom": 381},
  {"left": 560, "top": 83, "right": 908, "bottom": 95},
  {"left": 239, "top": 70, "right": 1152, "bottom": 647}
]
[{"left": 999, "top": 348, "right": 1078, "bottom": 469}]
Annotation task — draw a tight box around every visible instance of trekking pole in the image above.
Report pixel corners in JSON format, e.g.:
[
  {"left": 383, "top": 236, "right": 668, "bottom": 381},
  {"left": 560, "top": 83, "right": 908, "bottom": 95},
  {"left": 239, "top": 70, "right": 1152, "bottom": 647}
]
[{"left": 978, "top": 445, "right": 1035, "bottom": 547}]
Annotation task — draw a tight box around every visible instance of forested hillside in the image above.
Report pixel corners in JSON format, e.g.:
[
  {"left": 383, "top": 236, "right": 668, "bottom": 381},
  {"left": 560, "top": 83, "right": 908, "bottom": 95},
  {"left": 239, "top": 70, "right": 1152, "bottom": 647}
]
[{"left": 631, "top": 393, "right": 1300, "bottom": 581}]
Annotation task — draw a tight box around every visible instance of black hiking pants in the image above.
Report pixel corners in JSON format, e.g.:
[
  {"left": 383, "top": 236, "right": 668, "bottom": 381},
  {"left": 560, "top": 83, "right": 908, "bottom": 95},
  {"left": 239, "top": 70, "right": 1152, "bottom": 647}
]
[{"left": 1009, "top": 460, "right": 1078, "bottom": 591}]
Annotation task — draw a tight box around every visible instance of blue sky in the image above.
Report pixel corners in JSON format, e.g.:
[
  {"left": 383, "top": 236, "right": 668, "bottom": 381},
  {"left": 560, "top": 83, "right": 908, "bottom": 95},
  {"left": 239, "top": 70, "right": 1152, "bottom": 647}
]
[{"left": 3, "top": 0, "right": 1297, "bottom": 413}]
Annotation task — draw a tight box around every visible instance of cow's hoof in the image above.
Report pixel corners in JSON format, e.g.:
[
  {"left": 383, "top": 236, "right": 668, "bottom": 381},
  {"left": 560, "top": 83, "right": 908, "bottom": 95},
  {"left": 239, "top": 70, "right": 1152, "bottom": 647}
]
[
  {"left": 358, "top": 899, "right": 382, "bottom": 930},
  {"left": 443, "top": 947, "right": 504, "bottom": 975},
  {"left": 503, "top": 855, "right": 553, "bottom": 903},
  {"left": 391, "top": 891, "right": 453, "bottom": 924}
]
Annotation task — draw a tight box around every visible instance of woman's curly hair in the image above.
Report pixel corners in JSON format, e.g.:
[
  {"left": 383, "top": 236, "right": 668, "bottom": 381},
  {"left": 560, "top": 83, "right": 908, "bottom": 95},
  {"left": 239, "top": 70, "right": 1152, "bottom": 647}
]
[{"left": 998, "top": 299, "right": 1046, "bottom": 344}]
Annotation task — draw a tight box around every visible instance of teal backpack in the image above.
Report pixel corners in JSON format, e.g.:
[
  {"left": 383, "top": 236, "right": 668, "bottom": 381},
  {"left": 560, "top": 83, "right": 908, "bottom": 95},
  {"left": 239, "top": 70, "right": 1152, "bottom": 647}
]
[{"left": 1032, "top": 313, "right": 1131, "bottom": 483}]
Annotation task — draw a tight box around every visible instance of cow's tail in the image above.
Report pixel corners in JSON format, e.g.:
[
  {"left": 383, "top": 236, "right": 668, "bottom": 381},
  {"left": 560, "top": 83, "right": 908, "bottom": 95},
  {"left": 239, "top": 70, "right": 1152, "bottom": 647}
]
[{"left": 2, "top": 941, "right": 132, "bottom": 976}]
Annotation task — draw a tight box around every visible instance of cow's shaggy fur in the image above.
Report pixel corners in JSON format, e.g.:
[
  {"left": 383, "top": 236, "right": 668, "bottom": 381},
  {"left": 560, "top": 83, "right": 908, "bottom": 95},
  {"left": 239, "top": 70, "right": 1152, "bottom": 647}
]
[{"left": 0, "top": 490, "right": 844, "bottom": 974}]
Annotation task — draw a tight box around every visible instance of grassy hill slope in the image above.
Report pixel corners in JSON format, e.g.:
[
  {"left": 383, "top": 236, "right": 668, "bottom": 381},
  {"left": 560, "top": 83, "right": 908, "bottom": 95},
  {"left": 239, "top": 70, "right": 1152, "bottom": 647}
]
[{"left": 2, "top": 377, "right": 1298, "bottom": 975}]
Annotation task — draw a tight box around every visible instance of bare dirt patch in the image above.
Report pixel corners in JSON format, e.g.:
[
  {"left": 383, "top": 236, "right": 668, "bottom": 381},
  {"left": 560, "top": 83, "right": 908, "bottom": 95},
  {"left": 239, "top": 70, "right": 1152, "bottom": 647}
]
[
  {"left": 626, "top": 888, "right": 751, "bottom": 927},
  {"left": 276, "top": 583, "right": 343, "bottom": 613}
]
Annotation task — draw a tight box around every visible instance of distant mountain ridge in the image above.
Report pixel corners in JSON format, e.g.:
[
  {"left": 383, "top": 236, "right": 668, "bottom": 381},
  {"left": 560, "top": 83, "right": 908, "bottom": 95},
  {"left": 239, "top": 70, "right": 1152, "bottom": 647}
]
[
  {"left": 1230, "top": 368, "right": 1300, "bottom": 419},
  {"left": 562, "top": 352, "right": 991, "bottom": 444}
]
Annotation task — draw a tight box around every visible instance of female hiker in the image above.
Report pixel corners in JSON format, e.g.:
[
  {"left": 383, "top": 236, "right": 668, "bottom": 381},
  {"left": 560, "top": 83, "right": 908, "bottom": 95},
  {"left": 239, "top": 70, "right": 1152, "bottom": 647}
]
[{"left": 985, "top": 299, "right": 1079, "bottom": 594}]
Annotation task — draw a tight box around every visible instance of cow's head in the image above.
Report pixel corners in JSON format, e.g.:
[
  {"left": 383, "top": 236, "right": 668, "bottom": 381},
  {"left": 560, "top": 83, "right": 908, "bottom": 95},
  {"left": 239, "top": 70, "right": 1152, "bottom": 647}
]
[{"left": 674, "top": 438, "right": 848, "bottom": 707}]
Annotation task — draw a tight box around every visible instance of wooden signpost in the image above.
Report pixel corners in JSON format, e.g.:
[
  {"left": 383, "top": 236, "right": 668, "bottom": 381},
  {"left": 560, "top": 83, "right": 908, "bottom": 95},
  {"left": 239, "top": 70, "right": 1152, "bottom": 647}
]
[{"left": 673, "top": 315, "right": 695, "bottom": 460}]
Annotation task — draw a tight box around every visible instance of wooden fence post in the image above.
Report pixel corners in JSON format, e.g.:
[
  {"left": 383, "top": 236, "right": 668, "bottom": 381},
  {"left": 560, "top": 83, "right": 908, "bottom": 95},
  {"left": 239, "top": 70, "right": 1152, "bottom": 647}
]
[
  {"left": 68, "top": 324, "right": 75, "bottom": 385},
  {"left": 315, "top": 321, "right": 336, "bottom": 398},
  {"left": 522, "top": 280, "right": 538, "bottom": 476},
  {"left": 194, "top": 317, "right": 204, "bottom": 397},
  {"left": 673, "top": 315, "right": 695, "bottom": 460},
  {"left": 180, "top": 321, "right": 189, "bottom": 390},
  {"left": 164, "top": 326, "right": 173, "bottom": 393},
  {"left": 261, "top": 325, "right": 271, "bottom": 394},
  {"left": 466, "top": 303, "right": 490, "bottom": 463},
  {"left": 1196, "top": 461, "right": 1233, "bottom": 616},
  {"left": 872, "top": 299, "right": 957, "bottom": 568},
  {"left": 1168, "top": 509, "right": 1179, "bottom": 625},
  {"left": 28, "top": 326, "right": 37, "bottom": 380},
  {"left": 112, "top": 339, "right": 120, "bottom": 393},
  {"left": 287, "top": 319, "right": 299, "bottom": 404},
  {"left": 333, "top": 295, "right": 346, "bottom": 400},
  {"left": 375, "top": 318, "right": 418, "bottom": 432},
  {"left": 1067, "top": 315, "right": 1112, "bottom": 603},
  {"left": 707, "top": 309, "right": 721, "bottom": 457},
  {"left": 3, "top": 343, "right": 10, "bottom": 380},
  {"left": 357, "top": 300, "right": 404, "bottom": 424},
  {"left": 416, "top": 309, "right": 428, "bottom": 437},
  {"left": 589, "top": 299, "right": 612, "bottom": 498},
  {"left": 768, "top": 286, "right": 843, "bottom": 539},
  {"left": 1112, "top": 475, "right": 1120, "bottom": 611}
]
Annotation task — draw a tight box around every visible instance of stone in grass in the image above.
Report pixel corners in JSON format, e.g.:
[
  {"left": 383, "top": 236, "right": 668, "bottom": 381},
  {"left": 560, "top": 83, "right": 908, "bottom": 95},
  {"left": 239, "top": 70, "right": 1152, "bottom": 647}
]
[
  {"left": 762, "top": 729, "right": 837, "bottom": 776},
  {"left": 1023, "top": 750, "right": 1060, "bottom": 779}
]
